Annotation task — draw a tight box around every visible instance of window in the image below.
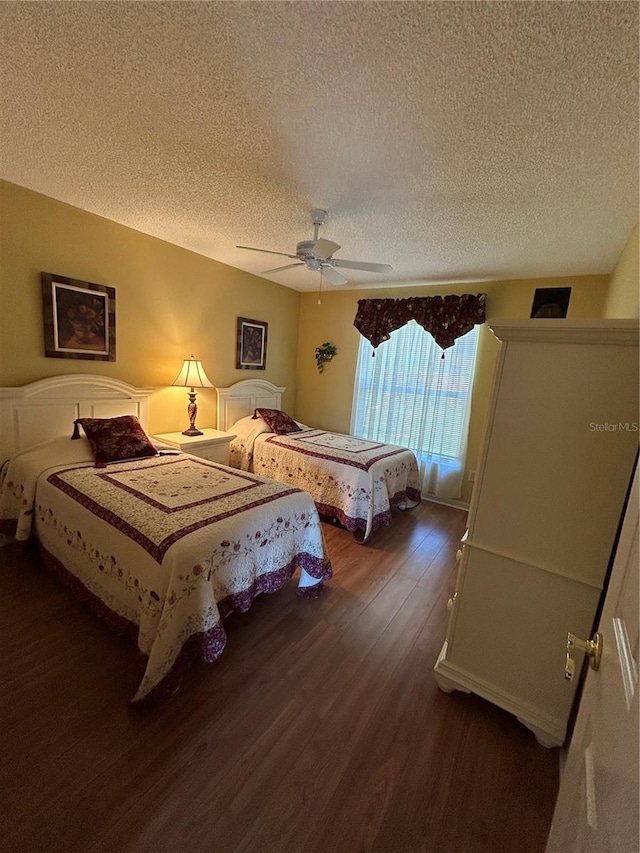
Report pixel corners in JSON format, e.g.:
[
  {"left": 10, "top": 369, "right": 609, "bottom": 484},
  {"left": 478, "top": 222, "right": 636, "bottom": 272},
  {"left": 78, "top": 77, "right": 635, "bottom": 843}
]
[{"left": 351, "top": 321, "right": 480, "bottom": 499}]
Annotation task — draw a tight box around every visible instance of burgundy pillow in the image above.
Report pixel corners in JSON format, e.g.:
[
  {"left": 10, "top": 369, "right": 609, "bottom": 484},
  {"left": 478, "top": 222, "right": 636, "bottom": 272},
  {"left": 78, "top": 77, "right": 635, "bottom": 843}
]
[
  {"left": 71, "top": 415, "right": 157, "bottom": 468},
  {"left": 252, "top": 408, "right": 302, "bottom": 435}
]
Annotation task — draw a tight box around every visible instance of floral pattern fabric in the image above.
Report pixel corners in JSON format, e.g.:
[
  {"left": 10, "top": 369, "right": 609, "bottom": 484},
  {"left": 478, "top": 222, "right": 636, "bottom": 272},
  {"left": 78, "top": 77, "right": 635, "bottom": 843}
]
[
  {"left": 72, "top": 415, "right": 158, "bottom": 467},
  {"left": 0, "top": 439, "right": 332, "bottom": 702},
  {"left": 353, "top": 293, "right": 487, "bottom": 351},
  {"left": 228, "top": 415, "right": 272, "bottom": 472},
  {"left": 231, "top": 428, "right": 421, "bottom": 542},
  {"left": 253, "top": 408, "right": 302, "bottom": 435}
]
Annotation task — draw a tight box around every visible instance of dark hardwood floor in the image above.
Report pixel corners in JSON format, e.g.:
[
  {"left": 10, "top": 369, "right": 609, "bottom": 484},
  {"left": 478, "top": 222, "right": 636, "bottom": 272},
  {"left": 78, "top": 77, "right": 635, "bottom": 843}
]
[{"left": 0, "top": 501, "right": 559, "bottom": 853}]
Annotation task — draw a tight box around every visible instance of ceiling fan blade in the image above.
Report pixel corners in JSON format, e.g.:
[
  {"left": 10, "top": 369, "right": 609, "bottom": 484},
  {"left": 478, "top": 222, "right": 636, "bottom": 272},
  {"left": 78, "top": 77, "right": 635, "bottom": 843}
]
[
  {"left": 312, "top": 238, "right": 341, "bottom": 259},
  {"left": 331, "top": 259, "right": 393, "bottom": 273},
  {"left": 237, "top": 245, "right": 298, "bottom": 259},
  {"left": 262, "top": 263, "right": 305, "bottom": 274},
  {"left": 321, "top": 265, "right": 348, "bottom": 286}
]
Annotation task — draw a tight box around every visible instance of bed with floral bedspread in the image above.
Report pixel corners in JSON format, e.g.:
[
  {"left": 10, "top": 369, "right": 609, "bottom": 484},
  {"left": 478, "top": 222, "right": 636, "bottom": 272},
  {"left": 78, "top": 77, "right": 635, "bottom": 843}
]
[
  {"left": 0, "top": 436, "right": 332, "bottom": 702},
  {"left": 229, "top": 415, "right": 421, "bottom": 543}
]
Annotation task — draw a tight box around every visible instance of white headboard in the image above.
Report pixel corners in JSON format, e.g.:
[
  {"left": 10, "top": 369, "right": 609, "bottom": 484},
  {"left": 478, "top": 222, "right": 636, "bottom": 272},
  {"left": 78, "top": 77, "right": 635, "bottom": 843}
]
[
  {"left": 217, "top": 379, "right": 285, "bottom": 431},
  {"left": 0, "top": 374, "right": 155, "bottom": 461}
]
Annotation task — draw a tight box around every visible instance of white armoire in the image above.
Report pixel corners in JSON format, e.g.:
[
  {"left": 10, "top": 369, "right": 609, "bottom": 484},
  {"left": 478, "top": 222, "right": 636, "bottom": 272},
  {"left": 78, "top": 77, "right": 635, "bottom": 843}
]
[{"left": 434, "top": 319, "right": 639, "bottom": 747}]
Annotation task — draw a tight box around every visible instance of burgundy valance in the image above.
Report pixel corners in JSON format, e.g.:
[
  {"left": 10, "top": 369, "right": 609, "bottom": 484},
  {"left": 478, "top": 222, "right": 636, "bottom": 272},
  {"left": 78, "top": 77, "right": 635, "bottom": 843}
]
[{"left": 353, "top": 293, "right": 487, "bottom": 352}]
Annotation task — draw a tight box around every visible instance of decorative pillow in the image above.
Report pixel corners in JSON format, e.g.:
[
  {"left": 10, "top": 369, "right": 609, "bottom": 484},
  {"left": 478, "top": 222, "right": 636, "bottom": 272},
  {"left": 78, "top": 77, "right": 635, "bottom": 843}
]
[
  {"left": 71, "top": 415, "right": 157, "bottom": 468},
  {"left": 252, "top": 408, "right": 302, "bottom": 435}
]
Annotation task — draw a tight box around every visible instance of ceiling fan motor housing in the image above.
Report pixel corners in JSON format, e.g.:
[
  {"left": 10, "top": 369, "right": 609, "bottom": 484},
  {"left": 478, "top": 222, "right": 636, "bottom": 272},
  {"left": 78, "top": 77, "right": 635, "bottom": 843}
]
[{"left": 296, "top": 240, "right": 319, "bottom": 259}]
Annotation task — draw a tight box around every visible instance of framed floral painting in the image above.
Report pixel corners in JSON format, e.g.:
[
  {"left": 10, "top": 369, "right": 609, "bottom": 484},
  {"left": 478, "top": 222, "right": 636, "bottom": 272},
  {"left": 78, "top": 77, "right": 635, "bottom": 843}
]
[
  {"left": 42, "top": 272, "right": 116, "bottom": 361},
  {"left": 236, "top": 317, "right": 267, "bottom": 370}
]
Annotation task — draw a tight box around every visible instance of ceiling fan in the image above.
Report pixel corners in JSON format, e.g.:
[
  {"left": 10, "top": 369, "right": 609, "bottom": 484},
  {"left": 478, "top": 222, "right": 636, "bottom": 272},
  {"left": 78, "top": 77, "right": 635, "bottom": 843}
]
[{"left": 236, "top": 209, "right": 392, "bottom": 286}]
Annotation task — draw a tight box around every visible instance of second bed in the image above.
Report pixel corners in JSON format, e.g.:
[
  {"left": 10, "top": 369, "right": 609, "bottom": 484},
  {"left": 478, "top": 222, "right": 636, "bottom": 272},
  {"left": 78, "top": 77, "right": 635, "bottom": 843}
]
[{"left": 218, "top": 380, "right": 421, "bottom": 543}]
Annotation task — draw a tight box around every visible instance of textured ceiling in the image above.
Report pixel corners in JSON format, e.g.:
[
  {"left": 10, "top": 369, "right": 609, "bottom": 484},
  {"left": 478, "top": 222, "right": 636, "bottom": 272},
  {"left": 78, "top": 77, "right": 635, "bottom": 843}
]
[{"left": 1, "top": 1, "right": 638, "bottom": 292}]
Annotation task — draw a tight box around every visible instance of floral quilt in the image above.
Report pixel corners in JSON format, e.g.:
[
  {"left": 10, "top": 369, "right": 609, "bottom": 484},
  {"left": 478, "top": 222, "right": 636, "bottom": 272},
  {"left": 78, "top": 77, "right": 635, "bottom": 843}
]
[
  {"left": 0, "top": 437, "right": 332, "bottom": 702},
  {"left": 233, "top": 427, "right": 421, "bottom": 542}
]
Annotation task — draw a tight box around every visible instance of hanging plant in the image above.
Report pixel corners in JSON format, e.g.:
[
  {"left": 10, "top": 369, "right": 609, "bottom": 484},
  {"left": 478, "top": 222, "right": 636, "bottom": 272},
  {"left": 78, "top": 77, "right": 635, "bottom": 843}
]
[{"left": 315, "top": 341, "right": 337, "bottom": 373}]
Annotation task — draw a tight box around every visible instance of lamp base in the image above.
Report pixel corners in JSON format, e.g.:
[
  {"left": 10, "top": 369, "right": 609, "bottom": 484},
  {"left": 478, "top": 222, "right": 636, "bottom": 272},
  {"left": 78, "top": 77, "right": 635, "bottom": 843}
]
[{"left": 182, "top": 390, "right": 203, "bottom": 436}]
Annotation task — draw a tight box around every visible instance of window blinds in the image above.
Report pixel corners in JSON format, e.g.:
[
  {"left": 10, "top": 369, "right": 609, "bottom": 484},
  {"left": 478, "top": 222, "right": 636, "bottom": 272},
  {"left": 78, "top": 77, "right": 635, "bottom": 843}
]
[{"left": 351, "top": 321, "right": 479, "bottom": 462}]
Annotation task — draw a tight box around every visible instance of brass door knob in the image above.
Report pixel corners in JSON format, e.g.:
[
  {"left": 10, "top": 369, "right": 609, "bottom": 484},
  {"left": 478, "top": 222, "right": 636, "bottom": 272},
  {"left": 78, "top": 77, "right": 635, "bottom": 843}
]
[{"left": 565, "top": 631, "right": 602, "bottom": 681}]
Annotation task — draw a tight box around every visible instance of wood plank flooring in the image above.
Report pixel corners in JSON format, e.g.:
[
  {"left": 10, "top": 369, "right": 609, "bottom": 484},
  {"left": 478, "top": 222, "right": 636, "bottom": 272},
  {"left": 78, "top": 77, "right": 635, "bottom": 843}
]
[{"left": 0, "top": 501, "right": 559, "bottom": 853}]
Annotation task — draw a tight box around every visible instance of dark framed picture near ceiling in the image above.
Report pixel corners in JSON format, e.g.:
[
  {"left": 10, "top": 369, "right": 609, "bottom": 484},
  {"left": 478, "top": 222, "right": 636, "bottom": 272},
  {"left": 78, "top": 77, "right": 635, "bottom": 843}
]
[
  {"left": 41, "top": 272, "right": 116, "bottom": 361},
  {"left": 236, "top": 317, "right": 268, "bottom": 370},
  {"left": 530, "top": 287, "right": 572, "bottom": 319}
]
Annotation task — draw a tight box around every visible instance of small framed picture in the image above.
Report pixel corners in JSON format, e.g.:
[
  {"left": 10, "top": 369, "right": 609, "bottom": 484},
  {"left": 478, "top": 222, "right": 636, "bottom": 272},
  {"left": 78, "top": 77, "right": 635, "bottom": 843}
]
[
  {"left": 236, "top": 317, "right": 268, "bottom": 370},
  {"left": 530, "top": 287, "right": 571, "bottom": 319},
  {"left": 42, "top": 272, "right": 116, "bottom": 360}
]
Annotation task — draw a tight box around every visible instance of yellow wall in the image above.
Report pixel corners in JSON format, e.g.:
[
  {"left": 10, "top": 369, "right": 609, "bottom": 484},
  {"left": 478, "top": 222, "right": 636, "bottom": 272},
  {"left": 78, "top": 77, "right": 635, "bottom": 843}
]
[
  {"left": 0, "top": 180, "right": 301, "bottom": 433},
  {"left": 604, "top": 221, "right": 639, "bottom": 318},
  {"left": 295, "top": 276, "right": 609, "bottom": 504},
  {"left": 0, "top": 179, "right": 615, "bottom": 505}
]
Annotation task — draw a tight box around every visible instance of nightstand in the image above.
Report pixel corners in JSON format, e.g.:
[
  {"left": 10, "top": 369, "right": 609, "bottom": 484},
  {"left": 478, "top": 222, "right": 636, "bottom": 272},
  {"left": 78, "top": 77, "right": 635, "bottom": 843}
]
[{"left": 153, "top": 429, "right": 236, "bottom": 465}]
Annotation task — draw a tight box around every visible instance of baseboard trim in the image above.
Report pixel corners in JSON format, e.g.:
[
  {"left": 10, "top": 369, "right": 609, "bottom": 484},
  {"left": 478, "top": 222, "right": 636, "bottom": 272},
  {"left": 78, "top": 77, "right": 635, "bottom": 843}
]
[{"left": 422, "top": 495, "right": 470, "bottom": 511}]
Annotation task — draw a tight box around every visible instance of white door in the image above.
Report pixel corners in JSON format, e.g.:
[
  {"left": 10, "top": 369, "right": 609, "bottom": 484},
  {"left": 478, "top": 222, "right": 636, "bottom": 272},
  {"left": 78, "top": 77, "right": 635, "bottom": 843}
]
[{"left": 546, "top": 459, "right": 639, "bottom": 853}]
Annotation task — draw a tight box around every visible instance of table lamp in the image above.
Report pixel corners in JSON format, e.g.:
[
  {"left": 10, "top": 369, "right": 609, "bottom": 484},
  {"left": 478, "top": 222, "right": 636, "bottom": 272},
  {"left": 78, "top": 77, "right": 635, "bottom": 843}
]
[{"left": 172, "top": 355, "right": 214, "bottom": 436}]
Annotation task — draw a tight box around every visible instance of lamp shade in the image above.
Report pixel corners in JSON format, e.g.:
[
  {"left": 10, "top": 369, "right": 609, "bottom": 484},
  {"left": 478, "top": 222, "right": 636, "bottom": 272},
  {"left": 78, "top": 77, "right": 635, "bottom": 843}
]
[{"left": 172, "top": 355, "right": 214, "bottom": 389}]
